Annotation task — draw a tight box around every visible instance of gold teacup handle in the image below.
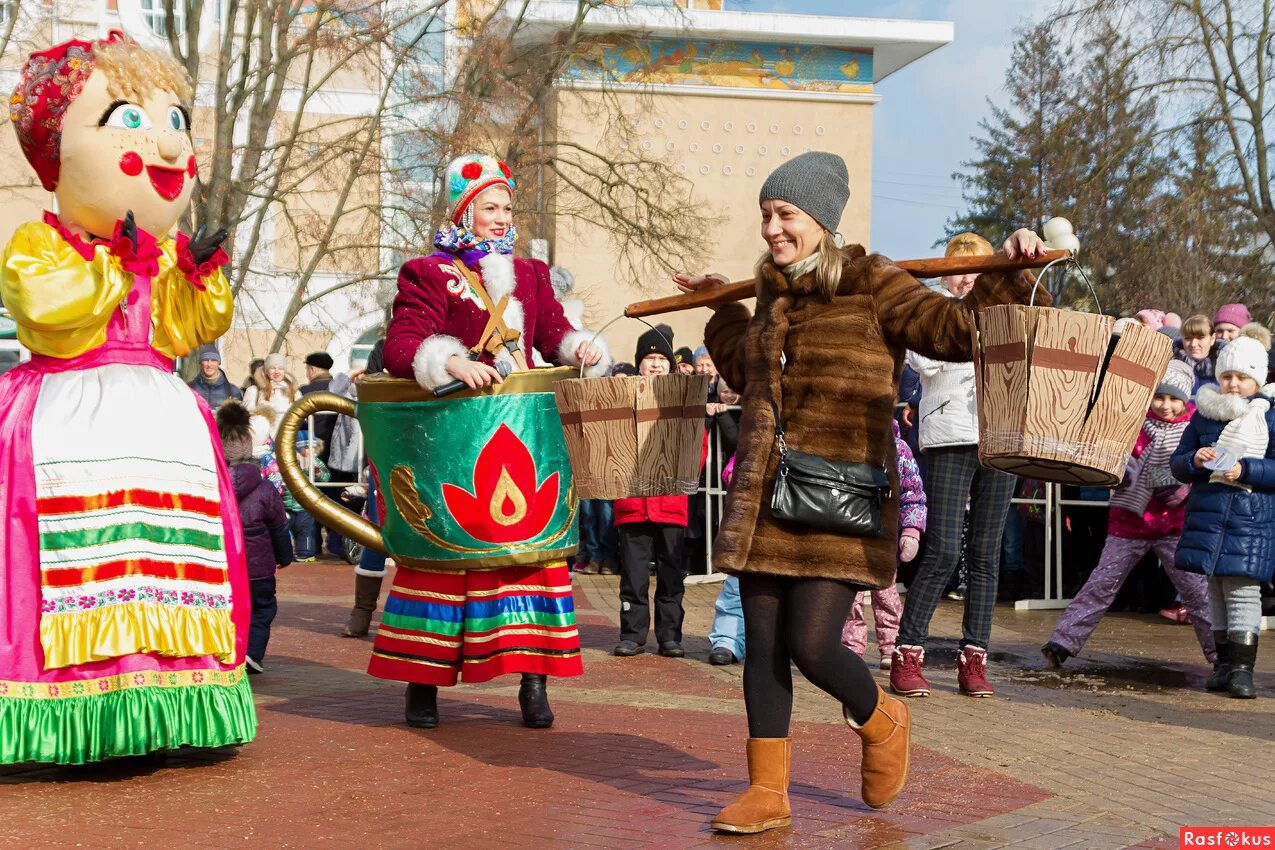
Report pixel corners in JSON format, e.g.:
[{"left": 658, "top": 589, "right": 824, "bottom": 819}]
[{"left": 276, "top": 392, "right": 386, "bottom": 553}]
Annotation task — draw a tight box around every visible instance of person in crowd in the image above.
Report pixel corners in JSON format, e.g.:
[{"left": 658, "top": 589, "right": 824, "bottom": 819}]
[
  {"left": 574, "top": 497, "right": 620, "bottom": 575},
  {"left": 676, "top": 149, "right": 1048, "bottom": 832},
  {"left": 340, "top": 335, "right": 388, "bottom": 637},
  {"left": 306, "top": 356, "right": 357, "bottom": 560},
  {"left": 1175, "top": 314, "right": 1219, "bottom": 392},
  {"left": 243, "top": 353, "right": 299, "bottom": 423},
  {"left": 1172, "top": 330, "right": 1274, "bottom": 699},
  {"left": 283, "top": 433, "right": 329, "bottom": 563},
  {"left": 842, "top": 420, "right": 927, "bottom": 670},
  {"left": 1041, "top": 361, "right": 1215, "bottom": 668},
  {"left": 376, "top": 152, "right": 609, "bottom": 730},
  {"left": 1213, "top": 304, "right": 1251, "bottom": 342},
  {"left": 1135, "top": 309, "right": 1166, "bottom": 331},
  {"left": 1241, "top": 322, "right": 1272, "bottom": 352},
  {"left": 694, "top": 346, "right": 717, "bottom": 378},
  {"left": 675, "top": 346, "right": 696, "bottom": 375},
  {"left": 706, "top": 380, "right": 742, "bottom": 458},
  {"left": 299, "top": 351, "right": 336, "bottom": 453},
  {"left": 892, "top": 232, "right": 1018, "bottom": 700},
  {"left": 612, "top": 362, "right": 637, "bottom": 376},
  {"left": 189, "top": 344, "right": 243, "bottom": 407},
  {"left": 218, "top": 401, "right": 293, "bottom": 674},
  {"left": 708, "top": 454, "right": 743, "bottom": 665},
  {"left": 614, "top": 326, "right": 706, "bottom": 657},
  {"left": 241, "top": 357, "right": 264, "bottom": 392}
]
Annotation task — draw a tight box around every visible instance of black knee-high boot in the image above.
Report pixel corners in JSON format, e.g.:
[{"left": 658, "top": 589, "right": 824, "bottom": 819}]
[{"left": 518, "top": 674, "right": 554, "bottom": 728}]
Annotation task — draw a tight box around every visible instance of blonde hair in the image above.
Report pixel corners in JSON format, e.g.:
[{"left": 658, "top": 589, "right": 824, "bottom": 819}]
[
  {"left": 945, "top": 232, "right": 995, "bottom": 258},
  {"left": 94, "top": 39, "right": 193, "bottom": 106},
  {"left": 1181, "top": 314, "right": 1212, "bottom": 340},
  {"left": 756, "top": 232, "right": 844, "bottom": 301}
]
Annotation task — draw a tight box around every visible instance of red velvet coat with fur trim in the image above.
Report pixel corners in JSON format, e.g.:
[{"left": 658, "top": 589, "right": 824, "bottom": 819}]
[
  {"left": 705, "top": 245, "right": 1043, "bottom": 588},
  {"left": 383, "top": 252, "right": 611, "bottom": 388}
]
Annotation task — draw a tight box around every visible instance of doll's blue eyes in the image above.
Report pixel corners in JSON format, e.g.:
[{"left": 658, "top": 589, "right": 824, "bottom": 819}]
[
  {"left": 105, "top": 103, "right": 152, "bottom": 131},
  {"left": 168, "top": 107, "right": 188, "bottom": 131}
]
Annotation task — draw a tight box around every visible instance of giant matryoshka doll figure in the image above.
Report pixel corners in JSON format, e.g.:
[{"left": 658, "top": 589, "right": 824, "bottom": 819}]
[{"left": 0, "top": 31, "right": 254, "bottom": 764}]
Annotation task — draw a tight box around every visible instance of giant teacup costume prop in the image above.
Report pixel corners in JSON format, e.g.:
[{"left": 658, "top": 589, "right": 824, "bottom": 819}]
[
  {"left": 279, "top": 153, "right": 613, "bottom": 730},
  {"left": 629, "top": 218, "right": 1171, "bottom": 488},
  {"left": 0, "top": 32, "right": 252, "bottom": 764}
]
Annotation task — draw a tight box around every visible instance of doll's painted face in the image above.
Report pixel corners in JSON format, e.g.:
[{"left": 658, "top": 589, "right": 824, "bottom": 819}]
[{"left": 54, "top": 69, "right": 195, "bottom": 239}]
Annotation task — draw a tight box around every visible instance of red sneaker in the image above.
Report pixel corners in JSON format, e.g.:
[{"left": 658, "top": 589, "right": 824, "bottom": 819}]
[
  {"left": 889, "top": 646, "right": 930, "bottom": 697},
  {"left": 957, "top": 647, "right": 994, "bottom": 697}
]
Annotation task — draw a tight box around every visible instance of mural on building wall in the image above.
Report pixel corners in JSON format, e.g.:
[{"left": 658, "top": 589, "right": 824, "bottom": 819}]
[{"left": 564, "top": 38, "right": 873, "bottom": 94}]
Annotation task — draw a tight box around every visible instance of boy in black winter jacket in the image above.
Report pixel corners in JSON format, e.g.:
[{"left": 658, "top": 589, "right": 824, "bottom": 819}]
[{"left": 217, "top": 401, "right": 293, "bottom": 674}]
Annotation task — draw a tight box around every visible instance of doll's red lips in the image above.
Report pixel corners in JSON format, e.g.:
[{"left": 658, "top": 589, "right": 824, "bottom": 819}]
[{"left": 146, "top": 164, "right": 186, "bottom": 200}]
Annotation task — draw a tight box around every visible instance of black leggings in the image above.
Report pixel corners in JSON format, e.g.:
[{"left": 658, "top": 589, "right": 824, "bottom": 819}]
[{"left": 740, "top": 573, "right": 880, "bottom": 738}]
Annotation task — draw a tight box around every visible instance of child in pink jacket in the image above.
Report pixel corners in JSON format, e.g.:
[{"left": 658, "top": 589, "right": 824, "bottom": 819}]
[{"left": 842, "top": 420, "right": 927, "bottom": 669}]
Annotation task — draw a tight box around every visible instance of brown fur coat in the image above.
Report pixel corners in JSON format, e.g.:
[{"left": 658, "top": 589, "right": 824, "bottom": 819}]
[{"left": 705, "top": 245, "right": 1041, "bottom": 588}]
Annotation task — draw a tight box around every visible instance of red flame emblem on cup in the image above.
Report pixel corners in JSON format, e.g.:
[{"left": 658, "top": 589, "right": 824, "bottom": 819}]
[{"left": 442, "top": 424, "right": 560, "bottom": 544}]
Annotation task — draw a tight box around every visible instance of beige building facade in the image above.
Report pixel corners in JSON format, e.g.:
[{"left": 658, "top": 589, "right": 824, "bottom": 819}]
[{"left": 524, "top": 1, "right": 952, "bottom": 363}]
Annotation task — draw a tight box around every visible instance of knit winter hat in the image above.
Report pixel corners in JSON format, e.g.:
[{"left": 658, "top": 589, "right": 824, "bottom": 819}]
[
  {"left": 444, "top": 153, "right": 516, "bottom": 225},
  {"left": 758, "top": 151, "right": 849, "bottom": 234},
  {"left": 263, "top": 353, "right": 287, "bottom": 372},
  {"left": 634, "top": 324, "right": 674, "bottom": 365},
  {"left": 195, "top": 344, "right": 221, "bottom": 364},
  {"left": 1155, "top": 360, "right": 1195, "bottom": 403},
  {"left": 216, "top": 400, "right": 254, "bottom": 464},
  {"left": 1214, "top": 335, "right": 1269, "bottom": 386},
  {"left": 674, "top": 347, "right": 694, "bottom": 367},
  {"left": 1213, "top": 303, "right": 1252, "bottom": 329},
  {"left": 1135, "top": 309, "right": 1165, "bottom": 330}
]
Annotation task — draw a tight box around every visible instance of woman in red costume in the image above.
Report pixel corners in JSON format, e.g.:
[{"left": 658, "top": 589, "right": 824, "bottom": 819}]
[{"left": 375, "top": 153, "right": 610, "bottom": 728}]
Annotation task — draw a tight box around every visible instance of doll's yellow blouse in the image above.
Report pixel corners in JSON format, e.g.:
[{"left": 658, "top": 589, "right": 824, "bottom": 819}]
[{"left": 0, "top": 220, "right": 233, "bottom": 359}]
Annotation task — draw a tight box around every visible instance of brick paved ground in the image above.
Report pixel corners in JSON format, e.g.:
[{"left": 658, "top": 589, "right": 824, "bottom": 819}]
[{"left": 0, "top": 561, "right": 1270, "bottom": 849}]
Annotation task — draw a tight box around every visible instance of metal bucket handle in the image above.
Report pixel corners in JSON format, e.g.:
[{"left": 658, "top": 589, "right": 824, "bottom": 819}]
[
  {"left": 1029, "top": 255, "right": 1102, "bottom": 314},
  {"left": 583, "top": 314, "right": 674, "bottom": 378}
]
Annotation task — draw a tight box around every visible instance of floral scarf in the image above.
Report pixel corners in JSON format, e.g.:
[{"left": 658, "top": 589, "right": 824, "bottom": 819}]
[{"left": 433, "top": 220, "right": 517, "bottom": 256}]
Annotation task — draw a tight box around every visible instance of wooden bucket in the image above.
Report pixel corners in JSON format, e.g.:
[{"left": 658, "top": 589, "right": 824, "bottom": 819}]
[
  {"left": 973, "top": 305, "right": 1172, "bottom": 486},
  {"left": 554, "top": 373, "right": 711, "bottom": 500}
]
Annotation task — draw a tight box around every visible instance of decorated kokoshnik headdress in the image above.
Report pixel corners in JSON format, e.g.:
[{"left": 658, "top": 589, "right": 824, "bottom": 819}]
[{"left": 433, "top": 153, "right": 518, "bottom": 256}]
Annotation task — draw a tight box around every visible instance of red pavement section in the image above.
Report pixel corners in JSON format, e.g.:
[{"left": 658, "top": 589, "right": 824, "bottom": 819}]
[{"left": 0, "top": 563, "right": 1052, "bottom": 849}]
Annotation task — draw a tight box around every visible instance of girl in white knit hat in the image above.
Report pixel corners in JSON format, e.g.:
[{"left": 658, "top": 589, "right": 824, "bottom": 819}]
[{"left": 1171, "top": 328, "right": 1275, "bottom": 698}]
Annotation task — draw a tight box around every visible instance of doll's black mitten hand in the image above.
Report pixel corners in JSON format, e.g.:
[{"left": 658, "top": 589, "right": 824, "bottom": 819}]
[
  {"left": 188, "top": 224, "right": 229, "bottom": 266},
  {"left": 119, "top": 210, "right": 138, "bottom": 252}
]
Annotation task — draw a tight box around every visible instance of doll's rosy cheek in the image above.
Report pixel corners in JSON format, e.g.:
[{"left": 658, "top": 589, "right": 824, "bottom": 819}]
[
  {"left": 187, "top": 156, "right": 197, "bottom": 178},
  {"left": 119, "top": 152, "right": 143, "bottom": 176}
]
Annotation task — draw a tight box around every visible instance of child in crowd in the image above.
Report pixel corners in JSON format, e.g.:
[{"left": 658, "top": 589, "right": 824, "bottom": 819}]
[
  {"left": 1042, "top": 362, "right": 1216, "bottom": 668},
  {"left": 614, "top": 326, "right": 706, "bottom": 658},
  {"left": 1171, "top": 331, "right": 1274, "bottom": 699},
  {"left": 284, "top": 433, "right": 330, "bottom": 563},
  {"left": 1212, "top": 303, "right": 1251, "bottom": 342},
  {"left": 842, "top": 420, "right": 927, "bottom": 669},
  {"left": 217, "top": 401, "right": 293, "bottom": 674}
]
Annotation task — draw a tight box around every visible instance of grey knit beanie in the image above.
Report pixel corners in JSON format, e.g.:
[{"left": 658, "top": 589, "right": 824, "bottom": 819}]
[{"left": 759, "top": 151, "right": 850, "bottom": 234}]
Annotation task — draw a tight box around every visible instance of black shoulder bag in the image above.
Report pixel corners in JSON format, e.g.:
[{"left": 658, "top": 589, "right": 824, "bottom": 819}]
[{"left": 768, "top": 401, "right": 891, "bottom": 537}]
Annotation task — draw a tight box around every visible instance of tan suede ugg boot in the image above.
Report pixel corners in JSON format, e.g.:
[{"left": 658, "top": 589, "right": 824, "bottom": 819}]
[
  {"left": 846, "top": 686, "right": 911, "bottom": 809},
  {"left": 710, "top": 737, "right": 792, "bottom": 834}
]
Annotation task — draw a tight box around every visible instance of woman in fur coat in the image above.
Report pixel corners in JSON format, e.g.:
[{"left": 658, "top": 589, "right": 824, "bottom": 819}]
[
  {"left": 674, "top": 151, "right": 1047, "bottom": 834},
  {"left": 377, "top": 153, "right": 610, "bottom": 730}
]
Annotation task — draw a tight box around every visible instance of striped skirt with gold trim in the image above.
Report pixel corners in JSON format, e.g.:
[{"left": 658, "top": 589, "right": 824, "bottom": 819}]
[{"left": 367, "top": 561, "right": 582, "bottom": 686}]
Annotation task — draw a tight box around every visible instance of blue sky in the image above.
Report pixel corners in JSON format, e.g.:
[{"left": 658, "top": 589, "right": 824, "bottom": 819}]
[{"left": 726, "top": 0, "right": 1056, "bottom": 259}]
